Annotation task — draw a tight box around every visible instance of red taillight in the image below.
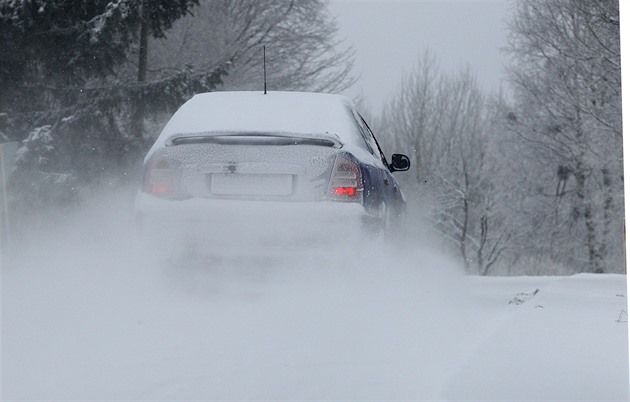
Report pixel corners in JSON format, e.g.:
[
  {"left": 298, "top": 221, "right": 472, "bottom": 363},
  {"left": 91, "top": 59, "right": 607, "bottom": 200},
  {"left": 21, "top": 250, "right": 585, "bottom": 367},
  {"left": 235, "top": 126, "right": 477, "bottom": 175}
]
[
  {"left": 334, "top": 187, "right": 357, "bottom": 197},
  {"left": 143, "top": 157, "right": 177, "bottom": 198},
  {"left": 150, "top": 183, "right": 173, "bottom": 194},
  {"left": 328, "top": 154, "right": 362, "bottom": 202}
]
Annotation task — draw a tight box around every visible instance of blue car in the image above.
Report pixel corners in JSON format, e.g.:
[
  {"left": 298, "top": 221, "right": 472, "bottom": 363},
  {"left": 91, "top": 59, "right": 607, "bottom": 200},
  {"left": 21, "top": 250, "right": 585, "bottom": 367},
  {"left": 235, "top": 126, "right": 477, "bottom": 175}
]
[{"left": 135, "top": 91, "right": 409, "bottom": 251}]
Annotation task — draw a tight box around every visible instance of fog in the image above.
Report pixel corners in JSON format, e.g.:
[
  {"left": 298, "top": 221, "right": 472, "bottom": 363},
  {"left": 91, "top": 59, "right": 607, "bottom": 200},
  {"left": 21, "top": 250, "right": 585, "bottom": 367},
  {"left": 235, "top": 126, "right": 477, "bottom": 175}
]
[
  {"left": 3, "top": 186, "right": 479, "bottom": 399},
  {"left": 1, "top": 0, "right": 626, "bottom": 398},
  {"left": 4, "top": 187, "right": 628, "bottom": 400}
]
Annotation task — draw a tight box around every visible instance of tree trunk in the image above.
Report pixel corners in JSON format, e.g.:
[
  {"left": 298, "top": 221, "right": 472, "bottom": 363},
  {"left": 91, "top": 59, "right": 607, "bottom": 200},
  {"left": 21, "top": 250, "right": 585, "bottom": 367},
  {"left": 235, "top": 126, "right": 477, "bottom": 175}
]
[
  {"left": 599, "top": 167, "right": 613, "bottom": 271},
  {"left": 575, "top": 164, "right": 602, "bottom": 273},
  {"left": 460, "top": 168, "right": 470, "bottom": 272},
  {"left": 460, "top": 196, "right": 470, "bottom": 271},
  {"left": 131, "top": 0, "right": 149, "bottom": 140},
  {"left": 477, "top": 214, "right": 488, "bottom": 275},
  {"left": 571, "top": 7, "right": 602, "bottom": 273}
]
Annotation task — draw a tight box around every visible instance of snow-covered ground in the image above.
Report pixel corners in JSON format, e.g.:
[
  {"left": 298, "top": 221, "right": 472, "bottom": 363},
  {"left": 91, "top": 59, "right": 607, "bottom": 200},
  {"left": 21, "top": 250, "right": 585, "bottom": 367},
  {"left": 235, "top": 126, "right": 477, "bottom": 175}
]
[{"left": 3, "top": 193, "right": 628, "bottom": 400}]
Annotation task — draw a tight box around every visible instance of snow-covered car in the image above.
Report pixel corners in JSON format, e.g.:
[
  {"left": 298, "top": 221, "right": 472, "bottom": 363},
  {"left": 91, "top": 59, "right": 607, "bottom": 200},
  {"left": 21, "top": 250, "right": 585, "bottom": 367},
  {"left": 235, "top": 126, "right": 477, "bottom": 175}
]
[{"left": 135, "top": 91, "right": 409, "bottom": 251}]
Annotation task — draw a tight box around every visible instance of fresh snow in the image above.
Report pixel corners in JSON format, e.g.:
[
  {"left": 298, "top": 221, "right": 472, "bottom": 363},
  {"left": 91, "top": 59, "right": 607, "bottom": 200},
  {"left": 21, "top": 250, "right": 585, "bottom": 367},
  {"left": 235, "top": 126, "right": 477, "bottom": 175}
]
[
  {"left": 3, "top": 194, "right": 628, "bottom": 400},
  {"left": 147, "top": 91, "right": 375, "bottom": 163}
]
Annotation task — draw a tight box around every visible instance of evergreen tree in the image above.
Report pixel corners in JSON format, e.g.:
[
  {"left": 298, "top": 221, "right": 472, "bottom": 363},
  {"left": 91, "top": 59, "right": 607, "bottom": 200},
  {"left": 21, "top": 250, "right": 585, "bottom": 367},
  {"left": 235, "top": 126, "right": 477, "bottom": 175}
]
[{"left": 0, "top": 0, "right": 228, "bottom": 211}]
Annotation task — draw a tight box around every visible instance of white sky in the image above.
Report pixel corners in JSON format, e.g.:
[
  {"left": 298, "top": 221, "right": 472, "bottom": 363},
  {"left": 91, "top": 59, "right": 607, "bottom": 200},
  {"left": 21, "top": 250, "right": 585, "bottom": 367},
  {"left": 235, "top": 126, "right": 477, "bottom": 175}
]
[{"left": 328, "top": 0, "right": 513, "bottom": 112}]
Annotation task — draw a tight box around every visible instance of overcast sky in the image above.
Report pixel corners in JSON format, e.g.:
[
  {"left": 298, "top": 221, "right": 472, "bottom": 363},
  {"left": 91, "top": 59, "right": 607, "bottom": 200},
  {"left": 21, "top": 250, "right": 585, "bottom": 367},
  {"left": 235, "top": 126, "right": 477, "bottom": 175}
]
[{"left": 328, "top": 0, "right": 513, "bottom": 112}]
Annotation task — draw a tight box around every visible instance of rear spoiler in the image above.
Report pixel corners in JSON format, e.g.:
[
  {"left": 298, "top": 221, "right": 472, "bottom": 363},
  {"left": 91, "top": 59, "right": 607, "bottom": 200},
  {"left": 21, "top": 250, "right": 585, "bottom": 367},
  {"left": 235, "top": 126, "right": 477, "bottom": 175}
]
[{"left": 166, "top": 132, "right": 342, "bottom": 148}]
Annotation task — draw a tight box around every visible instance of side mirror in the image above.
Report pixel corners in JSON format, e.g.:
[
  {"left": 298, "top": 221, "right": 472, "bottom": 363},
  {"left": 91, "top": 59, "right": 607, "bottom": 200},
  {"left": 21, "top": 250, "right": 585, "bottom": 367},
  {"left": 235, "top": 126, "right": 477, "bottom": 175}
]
[{"left": 390, "top": 154, "right": 410, "bottom": 172}]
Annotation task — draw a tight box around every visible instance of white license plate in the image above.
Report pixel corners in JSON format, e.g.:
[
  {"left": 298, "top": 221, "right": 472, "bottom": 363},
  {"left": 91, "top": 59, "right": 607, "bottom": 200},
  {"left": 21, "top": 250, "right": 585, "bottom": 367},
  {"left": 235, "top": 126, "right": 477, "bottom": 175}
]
[{"left": 209, "top": 173, "right": 293, "bottom": 196}]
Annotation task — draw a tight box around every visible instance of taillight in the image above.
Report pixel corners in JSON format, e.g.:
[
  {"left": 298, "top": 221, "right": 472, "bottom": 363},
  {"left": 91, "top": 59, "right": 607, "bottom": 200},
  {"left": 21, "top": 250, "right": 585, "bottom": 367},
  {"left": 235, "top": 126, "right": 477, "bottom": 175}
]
[
  {"left": 327, "top": 154, "right": 363, "bottom": 202},
  {"left": 143, "top": 157, "right": 178, "bottom": 198}
]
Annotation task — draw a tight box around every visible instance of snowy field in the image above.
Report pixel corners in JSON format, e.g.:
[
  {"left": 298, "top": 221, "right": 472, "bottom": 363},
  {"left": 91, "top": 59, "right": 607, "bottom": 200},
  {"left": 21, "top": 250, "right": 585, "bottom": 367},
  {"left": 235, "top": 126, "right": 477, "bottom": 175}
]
[{"left": 3, "top": 193, "right": 629, "bottom": 401}]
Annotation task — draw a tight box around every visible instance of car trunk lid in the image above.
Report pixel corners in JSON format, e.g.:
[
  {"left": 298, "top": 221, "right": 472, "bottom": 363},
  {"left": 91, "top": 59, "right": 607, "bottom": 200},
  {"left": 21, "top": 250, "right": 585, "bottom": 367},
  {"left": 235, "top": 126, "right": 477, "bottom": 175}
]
[{"left": 145, "top": 132, "right": 345, "bottom": 202}]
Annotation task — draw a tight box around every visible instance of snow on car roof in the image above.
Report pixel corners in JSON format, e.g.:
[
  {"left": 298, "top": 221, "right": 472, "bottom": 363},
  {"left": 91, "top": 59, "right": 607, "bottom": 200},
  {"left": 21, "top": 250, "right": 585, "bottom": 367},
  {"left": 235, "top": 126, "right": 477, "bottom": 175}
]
[{"left": 151, "top": 91, "right": 366, "bottom": 153}]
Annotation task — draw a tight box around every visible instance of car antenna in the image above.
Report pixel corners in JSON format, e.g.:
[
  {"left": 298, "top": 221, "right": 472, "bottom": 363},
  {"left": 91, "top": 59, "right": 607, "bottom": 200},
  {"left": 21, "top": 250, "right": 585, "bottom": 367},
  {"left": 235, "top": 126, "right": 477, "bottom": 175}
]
[{"left": 263, "top": 45, "right": 267, "bottom": 94}]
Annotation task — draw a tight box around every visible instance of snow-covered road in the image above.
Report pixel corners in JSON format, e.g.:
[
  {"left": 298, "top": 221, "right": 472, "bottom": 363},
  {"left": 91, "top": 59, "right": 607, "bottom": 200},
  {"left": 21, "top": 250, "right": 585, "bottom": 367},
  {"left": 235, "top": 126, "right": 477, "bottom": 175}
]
[{"left": 3, "top": 196, "right": 628, "bottom": 400}]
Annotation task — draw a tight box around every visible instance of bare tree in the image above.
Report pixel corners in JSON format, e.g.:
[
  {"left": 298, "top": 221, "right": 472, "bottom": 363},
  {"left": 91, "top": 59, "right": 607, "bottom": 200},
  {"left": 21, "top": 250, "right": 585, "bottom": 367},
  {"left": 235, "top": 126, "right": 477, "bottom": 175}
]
[
  {"left": 433, "top": 68, "right": 510, "bottom": 275},
  {"left": 380, "top": 51, "right": 443, "bottom": 189},
  {"left": 381, "top": 53, "right": 509, "bottom": 274},
  {"left": 377, "top": 0, "right": 621, "bottom": 275},
  {"left": 503, "top": 0, "right": 622, "bottom": 273},
  {"left": 148, "top": 0, "right": 355, "bottom": 94}
]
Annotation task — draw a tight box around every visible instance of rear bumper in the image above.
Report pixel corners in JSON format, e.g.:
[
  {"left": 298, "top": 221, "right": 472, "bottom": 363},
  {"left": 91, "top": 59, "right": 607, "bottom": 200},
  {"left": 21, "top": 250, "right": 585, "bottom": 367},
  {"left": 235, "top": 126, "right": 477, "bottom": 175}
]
[{"left": 134, "top": 192, "right": 382, "bottom": 251}]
